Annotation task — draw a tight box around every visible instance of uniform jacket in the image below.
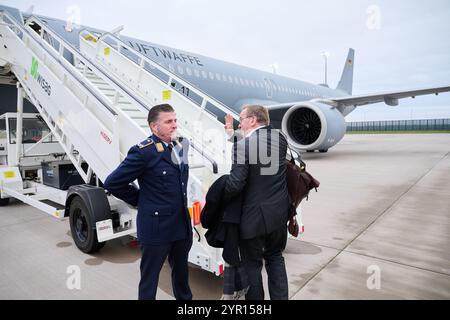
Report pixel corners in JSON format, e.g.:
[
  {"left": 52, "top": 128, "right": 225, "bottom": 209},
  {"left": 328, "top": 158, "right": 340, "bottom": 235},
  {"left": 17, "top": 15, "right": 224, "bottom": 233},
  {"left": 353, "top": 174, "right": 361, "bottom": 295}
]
[{"left": 104, "top": 134, "right": 192, "bottom": 245}]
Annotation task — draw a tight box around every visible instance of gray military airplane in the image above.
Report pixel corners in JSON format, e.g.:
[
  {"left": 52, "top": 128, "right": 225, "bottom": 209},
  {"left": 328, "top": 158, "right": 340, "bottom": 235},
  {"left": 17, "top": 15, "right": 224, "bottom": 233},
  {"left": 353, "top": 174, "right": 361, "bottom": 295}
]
[{"left": 1, "top": 4, "right": 449, "bottom": 153}]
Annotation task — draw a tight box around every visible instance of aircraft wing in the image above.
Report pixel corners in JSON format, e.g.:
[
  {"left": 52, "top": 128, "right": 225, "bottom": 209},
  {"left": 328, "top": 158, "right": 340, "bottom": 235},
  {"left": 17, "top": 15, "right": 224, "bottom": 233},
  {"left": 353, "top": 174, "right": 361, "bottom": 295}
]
[
  {"left": 329, "top": 85, "right": 450, "bottom": 108},
  {"left": 266, "top": 85, "right": 450, "bottom": 111}
]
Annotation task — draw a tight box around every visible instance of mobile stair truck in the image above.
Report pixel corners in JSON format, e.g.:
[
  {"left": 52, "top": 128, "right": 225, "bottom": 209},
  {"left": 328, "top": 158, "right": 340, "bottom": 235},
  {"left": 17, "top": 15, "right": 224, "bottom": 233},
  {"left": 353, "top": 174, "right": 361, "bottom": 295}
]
[{"left": 0, "top": 10, "right": 245, "bottom": 276}]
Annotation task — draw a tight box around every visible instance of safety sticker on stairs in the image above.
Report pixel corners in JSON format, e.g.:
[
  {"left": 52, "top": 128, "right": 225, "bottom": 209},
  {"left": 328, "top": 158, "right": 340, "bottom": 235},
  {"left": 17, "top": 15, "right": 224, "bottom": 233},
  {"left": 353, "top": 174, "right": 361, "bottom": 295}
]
[
  {"left": 162, "top": 90, "right": 172, "bottom": 101},
  {"left": 3, "top": 171, "right": 15, "bottom": 179}
]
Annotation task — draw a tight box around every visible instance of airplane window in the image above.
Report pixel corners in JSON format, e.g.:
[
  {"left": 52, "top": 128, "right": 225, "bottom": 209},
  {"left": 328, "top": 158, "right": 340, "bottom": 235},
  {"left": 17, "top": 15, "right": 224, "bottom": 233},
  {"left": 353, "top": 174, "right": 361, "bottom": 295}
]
[
  {"left": 250, "top": 80, "right": 254, "bottom": 87},
  {"left": 186, "top": 67, "right": 192, "bottom": 76},
  {"left": 215, "top": 73, "right": 221, "bottom": 81},
  {"left": 168, "top": 64, "right": 175, "bottom": 73},
  {"left": 194, "top": 69, "right": 200, "bottom": 77},
  {"left": 222, "top": 74, "right": 227, "bottom": 82},
  {"left": 234, "top": 76, "right": 239, "bottom": 84},
  {"left": 202, "top": 70, "right": 208, "bottom": 78},
  {"left": 209, "top": 72, "right": 215, "bottom": 80},
  {"left": 239, "top": 78, "right": 244, "bottom": 85},
  {"left": 177, "top": 66, "right": 184, "bottom": 75},
  {"left": 228, "top": 75, "right": 233, "bottom": 83},
  {"left": 245, "top": 79, "right": 249, "bottom": 86}
]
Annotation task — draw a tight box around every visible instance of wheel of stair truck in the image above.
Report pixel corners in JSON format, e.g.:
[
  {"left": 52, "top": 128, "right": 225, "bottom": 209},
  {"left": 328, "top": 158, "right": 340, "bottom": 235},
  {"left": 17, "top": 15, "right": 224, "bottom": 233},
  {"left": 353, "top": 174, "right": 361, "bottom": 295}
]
[
  {"left": 66, "top": 185, "right": 113, "bottom": 254},
  {"left": 0, "top": 198, "right": 10, "bottom": 207},
  {"left": 69, "top": 196, "right": 106, "bottom": 253}
]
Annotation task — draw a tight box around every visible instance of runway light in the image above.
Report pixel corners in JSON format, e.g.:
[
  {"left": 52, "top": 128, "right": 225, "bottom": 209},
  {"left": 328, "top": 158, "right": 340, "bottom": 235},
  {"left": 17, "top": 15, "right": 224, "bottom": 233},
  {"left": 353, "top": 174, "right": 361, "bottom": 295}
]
[{"left": 219, "top": 264, "right": 224, "bottom": 275}]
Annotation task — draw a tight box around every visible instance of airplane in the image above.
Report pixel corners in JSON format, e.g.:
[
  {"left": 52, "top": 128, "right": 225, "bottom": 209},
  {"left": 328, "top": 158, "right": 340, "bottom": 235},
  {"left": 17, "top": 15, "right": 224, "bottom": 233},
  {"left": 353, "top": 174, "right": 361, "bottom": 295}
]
[{"left": 1, "top": 4, "right": 449, "bottom": 153}]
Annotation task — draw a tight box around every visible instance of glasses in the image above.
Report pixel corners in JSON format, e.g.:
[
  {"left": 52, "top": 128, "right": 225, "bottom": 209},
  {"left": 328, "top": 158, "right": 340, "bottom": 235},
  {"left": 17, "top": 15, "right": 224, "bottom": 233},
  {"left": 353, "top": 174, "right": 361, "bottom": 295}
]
[{"left": 239, "top": 116, "right": 254, "bottom": 122}]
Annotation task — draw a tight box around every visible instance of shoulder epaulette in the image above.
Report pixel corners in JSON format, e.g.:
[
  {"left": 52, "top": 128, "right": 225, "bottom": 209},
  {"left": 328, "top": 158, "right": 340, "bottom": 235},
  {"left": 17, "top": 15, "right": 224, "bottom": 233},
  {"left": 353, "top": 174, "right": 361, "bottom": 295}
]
[{"left": 138, "top": 138, "right": 154, "bottom": 149}]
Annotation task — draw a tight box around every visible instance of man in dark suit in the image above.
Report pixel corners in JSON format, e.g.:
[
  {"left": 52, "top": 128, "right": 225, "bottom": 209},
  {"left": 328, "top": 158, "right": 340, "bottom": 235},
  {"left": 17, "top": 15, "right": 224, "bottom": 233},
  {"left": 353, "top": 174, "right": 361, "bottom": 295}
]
[
  {"left": 224, "top": 105, "right": 290, "bottom": 300},
  {"left": 104, "top": 104, "right": 192, "bottom": 300}
]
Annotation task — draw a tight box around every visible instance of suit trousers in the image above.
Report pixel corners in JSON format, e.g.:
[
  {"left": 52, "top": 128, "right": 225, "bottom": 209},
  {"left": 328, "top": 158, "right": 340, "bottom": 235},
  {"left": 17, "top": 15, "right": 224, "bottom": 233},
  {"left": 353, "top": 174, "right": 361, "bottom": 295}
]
[
  {"left": 138, "top": 238, "right": 193, "bottom": 300},
  {"left": 239, "top": 225, "right": 288, "bottom": 300}
]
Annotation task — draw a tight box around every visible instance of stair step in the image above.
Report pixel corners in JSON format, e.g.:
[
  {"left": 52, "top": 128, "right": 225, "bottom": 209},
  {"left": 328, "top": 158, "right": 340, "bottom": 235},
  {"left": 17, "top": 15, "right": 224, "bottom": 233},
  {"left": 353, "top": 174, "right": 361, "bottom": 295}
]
[
  {"left": 118, "top": 107, "right": 140, "bottom": 112},
  {"left": 125, "top": 110, "right": 147, "bottom": 119},
  {"left": 117, "top": 100, "right": 132, "bottom": 105},
  {"left": 133, "top": 118, "right": 149, "bottom": 127},
  {"left": 89, "top": 79, "right": 109, "bottom": 86},
  {"left": 103, "top": 92, "right": 124, "bottom": 98},
  {"left": 96, "top": 87, "right": 115, "bottom": 92}
]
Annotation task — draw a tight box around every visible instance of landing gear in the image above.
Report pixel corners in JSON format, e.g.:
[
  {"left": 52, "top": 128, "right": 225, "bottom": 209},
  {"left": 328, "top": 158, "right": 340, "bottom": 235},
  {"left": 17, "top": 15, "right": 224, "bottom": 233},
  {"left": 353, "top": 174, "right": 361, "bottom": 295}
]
[
  {"left": 69, "top": 196, "right": 106, "bottom": 253},
  {"left": 319, "top": 149, "right": 328, "bottom": 153},
  {"left": 307, "top": 150, "right": 315, "bottom": 153}
]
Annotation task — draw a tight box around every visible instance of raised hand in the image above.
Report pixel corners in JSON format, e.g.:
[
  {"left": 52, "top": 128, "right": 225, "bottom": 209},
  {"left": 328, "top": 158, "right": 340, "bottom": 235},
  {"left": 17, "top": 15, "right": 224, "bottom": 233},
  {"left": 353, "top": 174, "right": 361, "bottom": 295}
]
[{"left": 224, "top": 114, "right": 234, "bottom": 130}]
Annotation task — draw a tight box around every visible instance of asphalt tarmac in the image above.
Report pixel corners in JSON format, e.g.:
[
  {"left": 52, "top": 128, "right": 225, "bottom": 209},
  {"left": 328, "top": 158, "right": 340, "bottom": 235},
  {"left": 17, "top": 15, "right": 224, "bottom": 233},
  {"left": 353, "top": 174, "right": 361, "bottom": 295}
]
[{"left": 1, "top": 133, "right": 449, "bottom": 299}]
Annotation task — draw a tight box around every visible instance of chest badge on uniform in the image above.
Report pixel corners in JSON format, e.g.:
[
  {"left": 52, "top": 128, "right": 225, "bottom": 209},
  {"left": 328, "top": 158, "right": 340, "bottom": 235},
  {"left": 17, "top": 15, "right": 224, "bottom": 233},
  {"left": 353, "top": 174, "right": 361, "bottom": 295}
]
[{"left": 155, "top": 143, "right": 164, "bottom": 153}]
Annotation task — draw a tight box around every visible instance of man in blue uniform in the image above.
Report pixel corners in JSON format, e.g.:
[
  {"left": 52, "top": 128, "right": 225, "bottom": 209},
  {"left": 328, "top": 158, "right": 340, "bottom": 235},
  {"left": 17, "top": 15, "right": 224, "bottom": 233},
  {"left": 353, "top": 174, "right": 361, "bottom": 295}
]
[{"left": 104, "top": 104, "right": 192, "bottom": 300}]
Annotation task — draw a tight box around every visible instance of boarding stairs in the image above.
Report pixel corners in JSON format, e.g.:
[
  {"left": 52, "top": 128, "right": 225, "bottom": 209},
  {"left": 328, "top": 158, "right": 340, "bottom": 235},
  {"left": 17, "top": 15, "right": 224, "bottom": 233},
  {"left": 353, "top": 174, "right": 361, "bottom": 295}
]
[
  {"left": 78, "top": 28, "right": 239, "bottom": 189},
  {"left": 0, "top": 11, "right": 233, "bottom": 275}
]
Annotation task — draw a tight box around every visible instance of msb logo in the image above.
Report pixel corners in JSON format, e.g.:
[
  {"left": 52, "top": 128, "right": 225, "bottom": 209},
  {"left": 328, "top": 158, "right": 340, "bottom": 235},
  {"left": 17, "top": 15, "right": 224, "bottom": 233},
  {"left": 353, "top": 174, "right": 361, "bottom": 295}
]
[{"left": 30, "top": 57, "right": 52, "bottom": 96}]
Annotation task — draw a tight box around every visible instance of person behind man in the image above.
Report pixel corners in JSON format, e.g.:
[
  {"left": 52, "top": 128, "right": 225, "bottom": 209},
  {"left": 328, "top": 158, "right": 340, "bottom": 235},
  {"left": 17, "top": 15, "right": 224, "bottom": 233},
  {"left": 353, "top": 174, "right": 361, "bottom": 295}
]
[
  {"left": 224, "top": 105, "right": 290, "bottom": 300},
  {"left": 104, "top": 104, "right": 192, "bottom": 300}
]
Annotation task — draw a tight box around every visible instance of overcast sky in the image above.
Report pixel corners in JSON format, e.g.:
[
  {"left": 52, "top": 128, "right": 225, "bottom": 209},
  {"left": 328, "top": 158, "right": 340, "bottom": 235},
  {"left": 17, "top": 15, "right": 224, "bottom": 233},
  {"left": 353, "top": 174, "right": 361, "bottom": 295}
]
[{"left": 2, "top": 0, "right": 450, "bottom": 120}]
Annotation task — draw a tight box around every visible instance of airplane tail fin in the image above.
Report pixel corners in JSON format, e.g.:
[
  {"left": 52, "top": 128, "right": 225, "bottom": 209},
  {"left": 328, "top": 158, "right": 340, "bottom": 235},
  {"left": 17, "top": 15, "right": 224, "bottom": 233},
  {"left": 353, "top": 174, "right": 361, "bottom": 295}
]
[{"left": 336, "top": 48, "right": 354, "bottom": 95}]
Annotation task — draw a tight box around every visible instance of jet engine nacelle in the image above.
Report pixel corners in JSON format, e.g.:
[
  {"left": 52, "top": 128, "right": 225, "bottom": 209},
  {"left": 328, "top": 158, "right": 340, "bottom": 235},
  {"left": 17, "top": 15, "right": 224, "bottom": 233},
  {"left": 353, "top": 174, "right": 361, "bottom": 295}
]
[{"left": 281, "top": 102, "right": 346, "bottom": 152}]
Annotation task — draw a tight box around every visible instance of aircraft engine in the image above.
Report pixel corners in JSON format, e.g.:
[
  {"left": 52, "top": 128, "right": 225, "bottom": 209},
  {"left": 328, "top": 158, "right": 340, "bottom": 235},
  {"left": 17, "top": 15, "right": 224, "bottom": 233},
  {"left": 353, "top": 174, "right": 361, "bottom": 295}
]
[{"left": 281, "top": 102, "right": 346, "bottom": 152}]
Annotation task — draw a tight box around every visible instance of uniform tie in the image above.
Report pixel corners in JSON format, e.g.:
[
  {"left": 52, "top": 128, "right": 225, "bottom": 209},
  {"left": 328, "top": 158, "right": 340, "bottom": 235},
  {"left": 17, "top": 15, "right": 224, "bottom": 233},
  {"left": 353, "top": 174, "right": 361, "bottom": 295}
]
[{"left": 168, "top": 142, "right": 180, "bottom": 167}]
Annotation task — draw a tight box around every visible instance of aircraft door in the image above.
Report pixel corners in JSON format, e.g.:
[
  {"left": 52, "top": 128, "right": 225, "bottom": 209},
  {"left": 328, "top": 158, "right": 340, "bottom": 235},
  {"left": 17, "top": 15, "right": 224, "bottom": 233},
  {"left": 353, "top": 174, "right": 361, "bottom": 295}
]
[{"left": 263, "top": 78, "right": 273, "bottom": 99}]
